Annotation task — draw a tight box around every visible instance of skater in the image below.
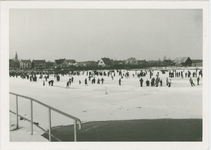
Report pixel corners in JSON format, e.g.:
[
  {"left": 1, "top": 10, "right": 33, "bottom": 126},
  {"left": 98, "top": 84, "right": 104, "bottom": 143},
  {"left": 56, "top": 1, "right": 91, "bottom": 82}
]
[
  {"left": 66, "top": 80, "right": 71, "bottom": 88},
  {"left": 43, "top": 81, "right": 45, "bottom": 86},
  {"left": 189, "top": 77, "right": 195, "bottom": 86},
  {"left": 101, "top": 78, "right": 104, "bottom": 84},
  {"left": 139, "top": 78, "right": 143, "bottom": 87},
  {"left": 166, "top": 77, "right": 169, "bottom": 86},
  {"left": 97, "top": 78, "right": 100, "bottom": 84},
  {"left": 48, "top": 80, "right": 54, "bottom": 86},
  {"left": 197, "top": 76, "right": 200, "bottom": 85},
  {"left": 79, "top": 80, "right": 81, "bottom": 85},
  {"left": 146, "top": 79, "right": 150, "bottom": 86},
  {"left": 119, "top": 78, "right": 121, "bottom": 86},
  {"left": 168, "top": 79, "right": 171, "bottom": 87},
  {"left": 160, "top": 79, "right": 162, "bottom": 87},
  {"left": 155, "top": 76, "right": 160, "bottom": 87},
  {"left": 85, "top": 78, "right": 88, "bottom": 86}
]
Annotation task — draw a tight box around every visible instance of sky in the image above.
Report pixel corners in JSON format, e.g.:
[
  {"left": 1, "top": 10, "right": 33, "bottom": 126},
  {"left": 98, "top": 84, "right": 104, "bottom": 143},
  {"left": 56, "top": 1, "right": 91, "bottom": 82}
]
[{"left": 9, "top": 9, "right": 202, "bottom": 62}]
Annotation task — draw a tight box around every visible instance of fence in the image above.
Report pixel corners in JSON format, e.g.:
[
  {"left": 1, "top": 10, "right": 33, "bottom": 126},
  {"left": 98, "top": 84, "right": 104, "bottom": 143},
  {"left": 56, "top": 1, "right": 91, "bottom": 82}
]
[{"left": 9, "top": 92, "right": 82, "bottom": 142}]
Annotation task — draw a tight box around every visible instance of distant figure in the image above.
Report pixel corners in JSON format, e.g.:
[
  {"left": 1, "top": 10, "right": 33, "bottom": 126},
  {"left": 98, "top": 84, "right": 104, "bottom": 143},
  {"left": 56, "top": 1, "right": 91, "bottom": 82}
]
[
  {"left": 139, "top": 78, "right": 143, "bottom": 87},
  {"left": 189, "top": 77, "right": 195, "bottom": 86},
  {"left": 160, "top": 79, "right": 162, "bottom": 87},
  {"left": 197, "top": 76, "right": 200, "bottom": 85},
  {"left": 168, "top": 79, "right": 171, "bottom": 87},
  {"left": 101, "top": 78, "right": 104, "bottom": 84},
  {"left": 79, "top": 80, "right": 81, "bottom": 85},
  {"left": 166, "top": 78, "right": 169, "bottom": 86},
  {"left": 146, "top": 80, "right": 150, "bottom": 86},
  {"left": 48, "top": 80, "right": 54, "bottom": 86},
  {"left": 57, "top": 75, "right": 60, "bottom": 81},
  {"left": 119, "top": 78, "right": 121, "bottom": 86},
  {"left": 155, "top": 77, "right": 160, "bottom": 87},
  {"left": 97, "top": 78, "right": 100, "bottom": 84},
  {"left": 43, "top": 81, "right": 45, "bottom": 86},
  {"left": 85, "top": 78, "right": 88, "bottom": 86},
  {"left": 66, "top": 80, "right": 70, "bottom": 88}
]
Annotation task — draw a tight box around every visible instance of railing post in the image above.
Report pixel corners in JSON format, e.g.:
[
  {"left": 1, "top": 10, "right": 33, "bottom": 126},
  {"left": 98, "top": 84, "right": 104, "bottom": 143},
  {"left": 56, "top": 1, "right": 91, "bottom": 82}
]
[
  {"left": 16, "top": 96, "right": 19, "bottom": 129},
  {"left": 74, "top": 120, "right": 77, "bottom": 142},
  {"left": 49, "top": 108, "right": 51, "bottom": 141},
  {"left": 31, "top": 100, "right": 33, "bottom": 135}
]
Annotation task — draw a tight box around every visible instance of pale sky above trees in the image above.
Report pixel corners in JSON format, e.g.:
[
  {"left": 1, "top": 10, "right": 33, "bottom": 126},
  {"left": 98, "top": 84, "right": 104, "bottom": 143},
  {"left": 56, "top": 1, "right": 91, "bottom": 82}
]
[{"left": 10, "top": 9, "right": 202, "bottom": 61}]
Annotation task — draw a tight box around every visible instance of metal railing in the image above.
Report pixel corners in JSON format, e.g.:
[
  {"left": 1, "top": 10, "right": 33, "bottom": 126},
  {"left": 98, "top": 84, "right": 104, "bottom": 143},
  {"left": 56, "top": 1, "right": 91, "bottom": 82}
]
[{"left": 10, "top": 92, "right": 82, "bottom": 142}]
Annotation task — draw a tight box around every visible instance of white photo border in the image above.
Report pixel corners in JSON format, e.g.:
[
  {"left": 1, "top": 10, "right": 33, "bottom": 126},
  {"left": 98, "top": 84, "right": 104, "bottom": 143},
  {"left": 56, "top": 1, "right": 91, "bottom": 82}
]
[{"left": 1, "top": 1, "right": 209, "bottom": 150}]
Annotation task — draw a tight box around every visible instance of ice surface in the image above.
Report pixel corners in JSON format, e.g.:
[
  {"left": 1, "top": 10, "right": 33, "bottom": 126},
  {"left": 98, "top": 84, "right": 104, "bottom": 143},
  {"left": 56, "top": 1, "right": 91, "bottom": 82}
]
[{"left": 9, "top": 69, "right": 202, "bottom": 141}]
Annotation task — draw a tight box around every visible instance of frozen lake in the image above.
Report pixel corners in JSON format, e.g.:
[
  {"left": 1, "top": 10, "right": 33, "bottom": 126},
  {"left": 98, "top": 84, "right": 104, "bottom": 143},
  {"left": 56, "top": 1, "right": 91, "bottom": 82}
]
[{"left": 9, "top": 69, "right": 202, "bottom": 132}]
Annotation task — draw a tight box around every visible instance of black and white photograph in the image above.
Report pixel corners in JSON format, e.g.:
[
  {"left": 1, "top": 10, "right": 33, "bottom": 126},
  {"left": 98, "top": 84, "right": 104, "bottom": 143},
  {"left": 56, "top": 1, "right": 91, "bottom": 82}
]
[{"left": 0, "top": 1, "right": 210, "bottom": 150}]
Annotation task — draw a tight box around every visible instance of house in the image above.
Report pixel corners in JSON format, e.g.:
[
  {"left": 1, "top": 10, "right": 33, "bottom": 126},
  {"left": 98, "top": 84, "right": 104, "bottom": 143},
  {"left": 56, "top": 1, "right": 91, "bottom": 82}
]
[
  {"left": 174, "top": 57, "right": 192, "bottom": 66},
  {"left": 85, "top": 61, "right": 98, "bottom": 67},
  {"left": 63, "top": 59, "right": 77, "bottom": 67},
  {"left": 46, "top": 61, "right": 55, "bottom": 69},
  {"left": 98, "top": 58, "right": 113, "bottom": 67},
  {"left": 20, "top": 59, "right": 32, "bottom": 69},
  {"left": 32, "top": 60, "right": 46, "bottom": 69},
  {"left": 54, "top": 59, "right": 65, "bottom": 68},
  {"left": 192, "top": 59, "right": 203, "bottom": 67},
  {"left": 125, "top": 57, "right": 138, "bottom": 65},
  {"left": 9, "top": 59, "right": 16, "bottom": 69},
  {"left": 76, "top": 62, "right": 87, "bottom": 67},
  {"left": 137, "top": 60, "right": 148, "bottom": 66},
  {"left": 112, "top": 60, "right": 125, "bottom": 65}
]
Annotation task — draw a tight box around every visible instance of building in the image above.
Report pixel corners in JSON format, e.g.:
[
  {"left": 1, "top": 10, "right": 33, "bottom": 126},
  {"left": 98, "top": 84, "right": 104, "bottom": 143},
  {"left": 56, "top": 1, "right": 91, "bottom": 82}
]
[
  {"left": 20, "top": 59, "right": 32, "bottom": 69},
  {"left": 9, "top": 59, "right": 16, "bottom": 69},
  {"left": 32, "top": 60, "right": 46, "bottom": 69},
  {"left": 46, "top": 61, "right": 55, "bottom": 69},
  {"left": 85, "top": 61, "right": 98, "bottom": 67},
  {"left": 112, "top": 60, "right": 125, "bottom": 65},
  {"left": 76, "top": 61, "right": 87, "bottom": 67},
  {"left": 9, "top": 52, "right": 20, "bottom": 69},
  {"left": 54, "top": 59, "right": 65, "bottom": 68},
  {"left": 98, "top": 58, "right": 113, "bottom": 67},
  {"left": 125, "top": 57, "right": 138, "bottom": 65},
  {"left": 174, "top": 57, "right": 192, "bottom": 66},
  {"left": 192, "top": 59, "right": 203, "bottom": 67},
  {"left": 63, "top": 59, "right": 77, "bottom": 67}
]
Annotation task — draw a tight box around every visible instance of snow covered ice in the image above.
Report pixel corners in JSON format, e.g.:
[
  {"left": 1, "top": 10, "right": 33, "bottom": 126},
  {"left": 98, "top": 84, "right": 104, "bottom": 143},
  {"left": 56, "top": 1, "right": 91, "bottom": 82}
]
[{"left": 9, "top": 69, "right": 202, "bottom": 141}]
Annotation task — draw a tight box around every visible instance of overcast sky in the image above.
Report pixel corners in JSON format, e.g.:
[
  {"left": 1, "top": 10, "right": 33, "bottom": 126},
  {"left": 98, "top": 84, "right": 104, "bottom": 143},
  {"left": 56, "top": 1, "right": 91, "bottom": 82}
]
[{"left": 9, "top": 9, "right": 202, "bottom": 61}]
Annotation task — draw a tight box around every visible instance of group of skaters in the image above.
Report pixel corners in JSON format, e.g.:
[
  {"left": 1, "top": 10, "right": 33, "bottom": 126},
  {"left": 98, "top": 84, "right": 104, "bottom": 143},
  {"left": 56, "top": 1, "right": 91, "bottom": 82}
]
[{"left": 9, "top": 68, "right": 202, "bottom": 88}]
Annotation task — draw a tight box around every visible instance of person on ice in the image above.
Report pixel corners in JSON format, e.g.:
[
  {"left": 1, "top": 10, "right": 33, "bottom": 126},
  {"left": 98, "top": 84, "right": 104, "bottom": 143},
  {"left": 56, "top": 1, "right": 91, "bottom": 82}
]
[
  {"left": 66, "top": 79, "right": 71, "bottom": 88},
  {"left": 189, "top": 77, "right": 195, "bottom": 86},
  {"left": 197, "top": 76, "right": 200, "bottom": 85},
  {"left": 166, "top": 77, "right": 169, "bottom": 86},
  {"left": 119, "top": 78, "right": 121, "bottom": 86},
  {"left": 146, "top": 80, "right": 150, "bottom": 86},
  {"left": 168, "top": 79, "right": 171, "bottom": 87},
  {"left": 139, "top": 78, "right": 143, "bottom": 87},
  {"left": 85, "top": 78, "right": 88, "bottom": 86},
  {"left": 48, "top": 80, "right": 54, "bottom": 86},
  {"left": 160, "top": 79, "right": 162, "bottom": 87},
  {"left": 101, "top": 78, "right": 104, "bottom": 84},
  {"left": 79, "top": 80, "right": 81, "bottom": 85},
  {"left": 155, "top": 76, "right": 160, "bottom": 87},
  {"left": 97, "top": 78, "right": 100, "bottom": 84}
]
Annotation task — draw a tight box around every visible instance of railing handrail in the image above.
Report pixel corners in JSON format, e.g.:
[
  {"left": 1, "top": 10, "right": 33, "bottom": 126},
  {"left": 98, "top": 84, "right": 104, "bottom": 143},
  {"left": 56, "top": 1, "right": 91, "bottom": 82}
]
[{"left": 10, "top": 92, "right": 82, "bottom": 129}]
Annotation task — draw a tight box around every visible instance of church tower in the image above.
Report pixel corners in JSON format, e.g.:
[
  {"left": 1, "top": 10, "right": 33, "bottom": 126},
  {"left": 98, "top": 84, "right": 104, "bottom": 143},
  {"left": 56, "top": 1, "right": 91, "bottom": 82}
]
[{"left": 15, "top": 52, "right": 18, "bottom": 60}]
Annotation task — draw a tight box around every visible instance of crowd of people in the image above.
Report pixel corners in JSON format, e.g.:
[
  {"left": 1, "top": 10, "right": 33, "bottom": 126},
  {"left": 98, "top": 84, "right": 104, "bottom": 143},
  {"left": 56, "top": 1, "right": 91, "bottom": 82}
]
[{"left": 9, "top": 68, "right": 203, "bottom": 88}]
